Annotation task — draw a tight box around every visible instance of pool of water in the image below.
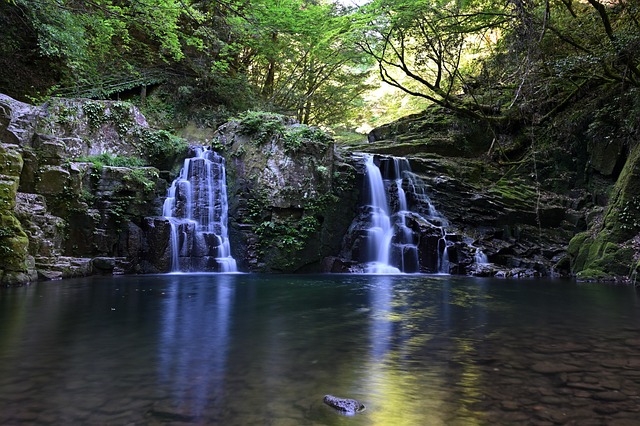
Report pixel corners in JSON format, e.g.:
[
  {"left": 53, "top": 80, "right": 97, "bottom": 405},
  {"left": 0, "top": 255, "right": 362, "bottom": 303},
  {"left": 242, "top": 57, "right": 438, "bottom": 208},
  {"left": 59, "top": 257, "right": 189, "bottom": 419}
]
[{"left": 1, "top": 274, "right": 640, "bottom": 425}]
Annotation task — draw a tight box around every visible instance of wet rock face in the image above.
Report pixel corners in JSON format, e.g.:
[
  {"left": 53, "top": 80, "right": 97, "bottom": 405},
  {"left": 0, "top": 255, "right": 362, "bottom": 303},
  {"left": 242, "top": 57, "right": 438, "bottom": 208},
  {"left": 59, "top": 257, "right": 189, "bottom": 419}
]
[
  {"left": 0, "top": 94, "right": 168, "bottom": 284},
  {"left": 334, "top": 150, "right": 584, "bottom": 277},
  {"left": 406, "top": 155, "right": 581, "bottom": 277},
  {"left": 217, "top": 116, "right": 359, "bottom": 273}
]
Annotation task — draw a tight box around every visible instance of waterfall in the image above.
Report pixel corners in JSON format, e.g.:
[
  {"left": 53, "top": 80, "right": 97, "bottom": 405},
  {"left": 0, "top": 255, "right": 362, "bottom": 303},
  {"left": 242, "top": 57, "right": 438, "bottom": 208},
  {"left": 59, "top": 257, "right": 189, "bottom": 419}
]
[
  {"left": 359, "top": 154, "right": 450, "bottom": 274},
  {"left": 474, "top": 248, "right": 489, "bottom": 264},
  {"left": 362, "top": 155, "right": 400, "bottom": 273},
  {"left": 163, "top": 147, "right": 237, "bottom": 273},
  {"left": 403, "top": 168, "right": 451, "bottom": 273}
]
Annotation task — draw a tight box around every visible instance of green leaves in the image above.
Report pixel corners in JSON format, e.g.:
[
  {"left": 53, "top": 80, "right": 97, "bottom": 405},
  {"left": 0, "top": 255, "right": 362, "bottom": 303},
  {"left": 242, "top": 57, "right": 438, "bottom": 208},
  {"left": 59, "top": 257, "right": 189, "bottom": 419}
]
[{"left": 13, "top": 0, "right": 193, "bottom": 98}]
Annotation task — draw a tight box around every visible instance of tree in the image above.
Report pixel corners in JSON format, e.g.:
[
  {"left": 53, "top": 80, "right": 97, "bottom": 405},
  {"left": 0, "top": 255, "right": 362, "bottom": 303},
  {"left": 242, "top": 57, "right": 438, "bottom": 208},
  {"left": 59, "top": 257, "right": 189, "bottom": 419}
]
[
  {"left": 5, "top": 0, "right": 192, "bottom": 98},
  {"left": 224, "top": 0, "right": 373, "bottom": 124},
  {"left": 354, "top": 0, "right": 513, "bottom": 121}
]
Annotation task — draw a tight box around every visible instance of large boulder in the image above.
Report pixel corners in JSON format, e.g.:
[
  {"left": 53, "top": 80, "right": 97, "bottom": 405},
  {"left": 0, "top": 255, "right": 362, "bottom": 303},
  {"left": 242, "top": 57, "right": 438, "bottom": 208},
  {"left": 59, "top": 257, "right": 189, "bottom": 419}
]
[{"left": 216, "top": 112, "right": 359, "bottom": 272}]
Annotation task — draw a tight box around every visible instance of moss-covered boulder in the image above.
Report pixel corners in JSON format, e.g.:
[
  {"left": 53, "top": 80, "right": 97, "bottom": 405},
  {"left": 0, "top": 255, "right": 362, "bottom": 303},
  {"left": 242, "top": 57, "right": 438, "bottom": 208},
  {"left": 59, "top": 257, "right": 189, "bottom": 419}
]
[
  {"left": 0, "top": 143, "right": 32, "bottom": 284},
  {"left": 569, "top": 142, "right": 640, "bottom": 281}
]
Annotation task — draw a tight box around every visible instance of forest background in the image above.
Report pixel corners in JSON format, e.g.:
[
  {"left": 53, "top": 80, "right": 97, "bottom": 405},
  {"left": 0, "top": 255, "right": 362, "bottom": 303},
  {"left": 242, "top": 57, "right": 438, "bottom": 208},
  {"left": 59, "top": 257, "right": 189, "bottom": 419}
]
[
  {"left": 2, "top": 0, "right": 640, "bottom": 281},
  {"left": 2, "top": 0, "right": 637, "bottom": 137}
]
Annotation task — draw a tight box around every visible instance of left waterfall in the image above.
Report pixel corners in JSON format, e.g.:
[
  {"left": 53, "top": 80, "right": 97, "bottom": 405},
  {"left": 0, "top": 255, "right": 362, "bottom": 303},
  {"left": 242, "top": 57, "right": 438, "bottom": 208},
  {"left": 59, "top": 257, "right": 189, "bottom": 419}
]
[{"left": 162, "top": 146, "right": 237, "bottom": 272}]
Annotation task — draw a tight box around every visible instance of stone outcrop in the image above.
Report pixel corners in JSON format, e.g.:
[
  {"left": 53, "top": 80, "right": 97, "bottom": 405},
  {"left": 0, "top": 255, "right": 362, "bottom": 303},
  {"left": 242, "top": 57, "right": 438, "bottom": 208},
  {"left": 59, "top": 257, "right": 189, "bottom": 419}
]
[
  {"left": 216, "top": 114, "right": 359, "bottom": 272},
  {"left": 0, "top": 94, "right": 180, "bottom": 285}
]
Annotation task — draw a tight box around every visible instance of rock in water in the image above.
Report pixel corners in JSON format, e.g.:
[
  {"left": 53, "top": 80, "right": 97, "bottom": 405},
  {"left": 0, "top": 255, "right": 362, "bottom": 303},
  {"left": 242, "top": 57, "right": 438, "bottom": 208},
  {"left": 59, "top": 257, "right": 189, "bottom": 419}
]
[{"left": 323, "top": 394, "right": 365, "bottom": 415}]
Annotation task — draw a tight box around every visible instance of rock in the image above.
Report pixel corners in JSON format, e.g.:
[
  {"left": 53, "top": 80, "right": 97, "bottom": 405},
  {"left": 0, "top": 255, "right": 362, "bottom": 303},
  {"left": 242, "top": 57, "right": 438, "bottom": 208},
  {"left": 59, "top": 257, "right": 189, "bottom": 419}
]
[
  {"left": 322, "top": 395, "right": 365, "bottom": 415},
  {"left": 92, "top": 257, "right": 116, "bottom": 271},
  {"left": 0, "top": 94, "right": 43, "bottom": 146},
  {"left": 219, "top": 115, "right": 358, "bottom": 272},
  {"left": 531, "top": 362, "right": 583, "bottom": 374},
  {"left": 592, "top": 391, "right": 628, "bottom": 402},
  {"left": 321, "top": 256, "right": 356, "bottom": 273},
  {"left": 35, "top": 165, "right": 70, "bottom": 195}
]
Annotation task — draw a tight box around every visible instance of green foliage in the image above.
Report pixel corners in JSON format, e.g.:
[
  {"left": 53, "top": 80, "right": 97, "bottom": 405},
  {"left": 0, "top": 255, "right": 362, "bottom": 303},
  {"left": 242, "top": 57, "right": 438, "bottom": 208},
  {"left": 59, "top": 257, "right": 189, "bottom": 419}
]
[
  {"left": 236, "top": 111, "right": 332, "bottom": 152},
  {"left": 76, "top": 153, "right": 146, "bottom": 168},
  {"left": 135, "top": 128, "right": 188, "bottom": 167},
  {"left": 354, "top": 0, "right": 509, "bottom": 121},
  {"left": 282, "top": 126, "right": 332, "bottom": 153},
  {"left": 109, "top": 102, "right": 134, "bottom": 136},
  {"left": 82, "top": 101, "right": 107, "bottom": 129},
  {"left": 122, "top": 168, "right": 158, "bottom": 193},
  {"left": 237, "top": 111, "right": 286, "bottom": 144},
  {"left": 10, "top": 0, "right": 191, "bottom": 98}
]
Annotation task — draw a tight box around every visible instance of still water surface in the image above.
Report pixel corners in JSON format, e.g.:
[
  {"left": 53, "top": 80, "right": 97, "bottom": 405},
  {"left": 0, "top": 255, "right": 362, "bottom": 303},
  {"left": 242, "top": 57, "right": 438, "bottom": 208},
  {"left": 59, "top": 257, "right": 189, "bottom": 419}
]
[{"left": 1, "top": 274, "right": 640, "bottom": 425}]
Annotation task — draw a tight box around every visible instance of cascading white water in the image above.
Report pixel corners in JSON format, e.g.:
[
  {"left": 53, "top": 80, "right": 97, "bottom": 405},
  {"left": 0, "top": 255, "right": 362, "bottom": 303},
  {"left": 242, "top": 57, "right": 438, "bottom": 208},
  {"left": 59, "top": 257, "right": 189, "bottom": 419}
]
[
  {"left": 474, "top": 248, "right": 489, "bottom": 264},
  {"left": 404, "top": 170, "right": 451, "bottom": 273},
  {"left": 163, "top": 147, "right": 237, "bottom": 272},
  {"left": 359, "top": 153, "right": 451, "bottom": 274},
  {"left": 363, "top": 155, "right": 400, "bottom": 273}
]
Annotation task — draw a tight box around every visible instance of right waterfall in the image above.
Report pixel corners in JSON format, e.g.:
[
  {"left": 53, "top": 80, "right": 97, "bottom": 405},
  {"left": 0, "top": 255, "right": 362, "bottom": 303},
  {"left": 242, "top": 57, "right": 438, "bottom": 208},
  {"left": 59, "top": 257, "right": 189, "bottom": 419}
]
[{"left": 354, "top": 153, "right": 452, "bottom": 274}]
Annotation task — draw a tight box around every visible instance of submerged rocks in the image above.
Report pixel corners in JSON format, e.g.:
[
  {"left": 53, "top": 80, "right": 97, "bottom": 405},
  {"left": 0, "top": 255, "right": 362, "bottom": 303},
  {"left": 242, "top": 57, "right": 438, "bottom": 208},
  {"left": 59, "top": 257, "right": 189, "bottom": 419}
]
[{"left": 323, "top": 395, "right": 365, "bottom": 415}]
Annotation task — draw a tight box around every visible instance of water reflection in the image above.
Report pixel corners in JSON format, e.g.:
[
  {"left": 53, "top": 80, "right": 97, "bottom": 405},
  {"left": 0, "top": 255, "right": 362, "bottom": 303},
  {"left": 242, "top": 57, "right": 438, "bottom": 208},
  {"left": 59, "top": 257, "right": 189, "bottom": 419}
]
[
  {"left": 361, "top": 275, "right": 492, "bottom": 425},
  {"left": 1, "top": 275, "right": 640, "bottom": 424},
  {"left": 157, "top": 274, "right": 235, "bottom": 417}
]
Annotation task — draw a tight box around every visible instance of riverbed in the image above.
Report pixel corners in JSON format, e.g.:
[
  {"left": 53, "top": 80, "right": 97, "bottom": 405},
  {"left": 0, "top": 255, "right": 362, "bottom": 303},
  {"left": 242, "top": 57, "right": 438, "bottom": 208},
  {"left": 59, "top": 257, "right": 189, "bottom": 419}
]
[{"left": 1, "top": 274, "right": 639, "bottom": 424}]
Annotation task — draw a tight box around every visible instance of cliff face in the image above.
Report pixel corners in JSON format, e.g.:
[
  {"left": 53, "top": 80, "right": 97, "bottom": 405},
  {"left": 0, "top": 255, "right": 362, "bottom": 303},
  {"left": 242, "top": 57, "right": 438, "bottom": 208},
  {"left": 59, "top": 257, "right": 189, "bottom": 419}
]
[
  {"left": 0, "top": 94, "right": 183, "bottom": 285},
  {"left": 216, "top": 113, "right": 359, "bottom": 272},
  {"left": 2, "top": 91, "right": 636, "bottom": 283},
  {"left": 349, "top": 94, "right": 640, "bottom": 282}
]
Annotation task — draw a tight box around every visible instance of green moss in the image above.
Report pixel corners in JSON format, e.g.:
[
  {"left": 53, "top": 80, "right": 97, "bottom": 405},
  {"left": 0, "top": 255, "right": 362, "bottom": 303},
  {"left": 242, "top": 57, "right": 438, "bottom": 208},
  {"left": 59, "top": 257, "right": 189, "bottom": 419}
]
[
  {"left": 567, "top": 231, "right": 589, "bottom": 258},
  {"left": 0, "top": 147, "right": 24, "bottom": 177},
  {"left": 134, "top": 128, "right": 189, "bottom": 170},
  {"left": 0, "top": 215, "right": 29, "bottom": 271},
  {"left": 75, "top": 153, "right": 146, "bottom": 168},
  {"left": 576, "top": 268, "right": 609, "bottom": 281},
  {"left": 488, "top": 178, "right": 537, "bottom": 208},
  {"left": 573, "top": 143, "right": 640, "bottom": 279}
]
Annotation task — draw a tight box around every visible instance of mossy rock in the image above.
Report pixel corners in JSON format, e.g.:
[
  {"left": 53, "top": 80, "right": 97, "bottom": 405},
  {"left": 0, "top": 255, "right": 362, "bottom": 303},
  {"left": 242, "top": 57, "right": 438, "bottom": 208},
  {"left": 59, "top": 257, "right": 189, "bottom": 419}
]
[
  {"left": 0, "top": 178, "right": 19, "bottom": 210},
  {"left": 570, "top": 143, "right": 640, "bottom": 280},
  {"left": 567, "top": 231, "right": 589, "bottom": 258},
  {"left": 0, "top": 213, "right": 29, "bottom": 271},
  {"left": 575, "top": 268, "right": 610, "bottom": 281},
  {"left": 0, "top": 144, "right": 24, "bottom": 176},
  {"left": 572, "top": 231, "right": 635, "bottom": 279}
]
